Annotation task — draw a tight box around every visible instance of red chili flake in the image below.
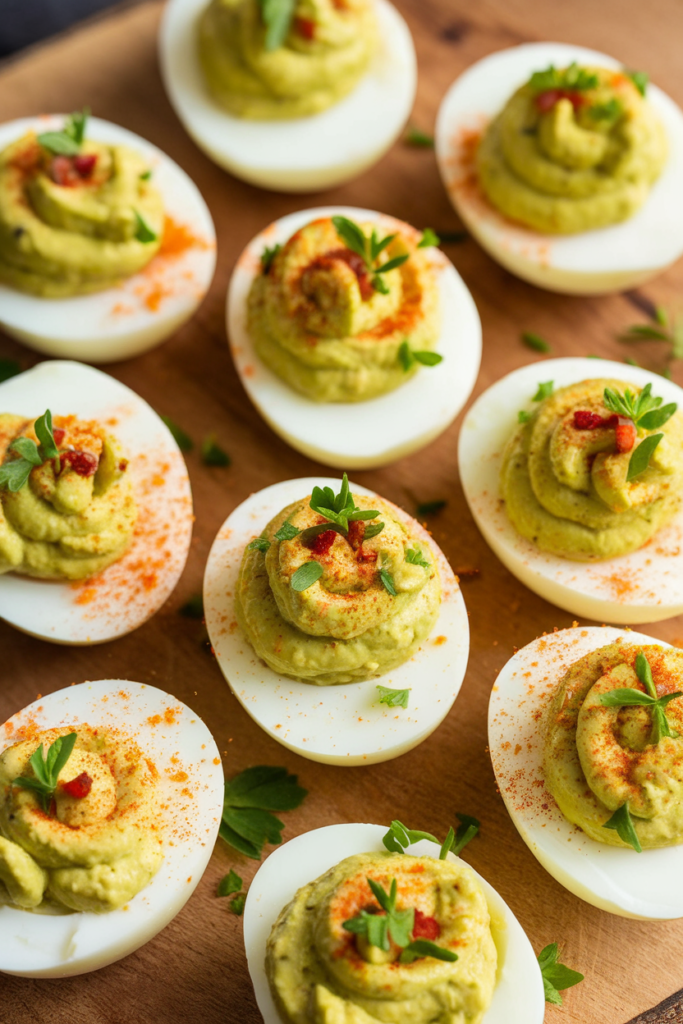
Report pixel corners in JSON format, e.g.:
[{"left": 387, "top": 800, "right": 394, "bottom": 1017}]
[
  {"left": 60, "top": 450, "right": 99, "bottom": 477},
  {"left": 74, "top": 153, "right": 97, "bottom": 179},
  {"left": 52, "top": 428, "right": 66, "bottom": 446},
  {"left": 61, "top": 772, "right": 93, "bottom": 799},
  {"left": 308, "top": 529, "right": 337, "bottom": 556},
  {"left": 615, "top": 417, "right": 637, "bottom": 453},
  {"left": 536, "top": 89, "right": 586, "bottom": 113},
  {"left": 295, "top": 15, "right": 316, "bottom": 39},
  {"left": 51, "top": 156, "right": 79, "bottom": 187},
  {"left": 412, "top": 910, "right": 441, "bottom": 941},
  {"left": 357, "top": 548, "right": 378, "bottom": 563},
  {"left": 118, "top": 460, "right": 128, "bottom": 473}
]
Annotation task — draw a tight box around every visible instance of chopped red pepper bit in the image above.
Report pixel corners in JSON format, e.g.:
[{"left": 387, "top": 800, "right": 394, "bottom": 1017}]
[
  {"left": 536, "top": 89, "right": 586, "bottom": 113},
  {"left": 615, "top": 417, "right": 638, "bottom": 453},
  {"left": 572, "top": 410, "right": 637, "bottom": 453},
  {"left": 295, "top": 16, "right": 316, "bottom": 39},
  {"left": 573, "top": 410, "right": 611, "bottom": 430},
  {"left": 52, "top": 427, "right": 66, "bottom": 446},
  {"left": 73, "top": 153, "right": 97, "bottom": 178},
  {"left": 347, "top": 520, "right": 366, "bottom": 551},
  {"left": 60, "top": 450, "right": 99, "bottom": 477},
  {"left": 412, "top": 909, "right": 441, "bottom": 941},
  {"left": 61, "top": 772, "right": 93, "bottom": 800},
  {"left": 51, "top": 156, "right": 79, "bottom": 187}
]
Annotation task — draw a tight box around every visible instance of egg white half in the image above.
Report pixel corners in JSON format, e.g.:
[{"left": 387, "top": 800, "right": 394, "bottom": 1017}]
[
  {"left": 458, "top": 356, "right": 683, "bottom": 623},
  {"left": 0, "top": 116, "right": 216, "bottom": 362},
  {"left": 489, "top": 625, "right": 683, "bottom": 919},
  {"left": 0, "top": 360, "right": 193, "bottom": 644},
  {"left": 435, "top": 42, "right": 683, "bottom": 295},
  {"left": 0, "top": 679, "right": 224, "bottom": 977},
  {"left": 243, "top": 822, "right": 546, "bottom": 1024},
  {"left": 159, "top": 0, "right": 416, "bottom": 192},
  {"left": 203, "top": 477, "right": 469, "bottom": 765},
  {"left": 227, "top": 206, "right": 482, "bottom": 469}
]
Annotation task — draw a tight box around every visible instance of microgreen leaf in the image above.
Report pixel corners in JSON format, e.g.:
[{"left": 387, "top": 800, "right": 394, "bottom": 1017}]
[
  {"left": 0, "top": 359, "right": 20, "bottom": 383},
  {"left": 532, "top": 381, "right": 554, "bottom": 402},
  {"left": 180, "top": 593, "right": 204, "bottom": 619},
  {"left": 453, "top": 813, "right": 480, "bottom": 856},
  {"left": 379, "top": 560, "right": 396, "bottom": 596},
  {"left": 404, "top": 127, "right": 435, "bottom": 148},
  {"left": 220, "top": 766, "right": 307, "bottom": 860},
  {"left": 343, "top": 878, "right": 414, "bottom": 951},
  {"left": 260, "top": 243, "right": 281, "bottom": 274},
  {"left": 309, "top": 474, "right": 379, "bottom": 533},
  {"left": 230, "top": 893, "right": 246, "bottom": 915},
  {"left": 161, "top": 415, "right": 193, "bottom": 452},
  {"left": 529, "top": 63, "right": 597, "bottom": 93},
  {"left": 332, "top": 215, "right": 367, "bottom": 261},
  {"left": 637, "top": 402, "right": 677, "bottom": 430},
  {"left": 399, "top": 940, "right": 458, "bottom": 964},
  {"left": 217, "top": 869, "right": 242, "bottom": 897},
  {"left": 413, "top": 350, "right": 443, "bottom": 366},
  {"left": 589, "top": 98, "right": 623, "bottom": 123},
  {"left": 9, "top": 437, "right": 43, "bottom": 466},
  {"left": 291, "top": 561, "right": 323, "bottom": 592},
  {"left": 537, "top": 944, "right": 584, "bottom": 1005},
  {"left": 258, "top": 0, "right": 296, "bottom": 50},
  {"left": 37, "top": 132, "right": 80, "bottom": 156},
  {"left": 439, "top": 827, "right": 455, "bottom": 860},
  {"left": 248, "top": 536, "right": 270, "bottom": 553},
  {"left": 627, "top": 433, "right": 663, "bottom": 481},
  {"left": 274, "top": 521, "right": 300, "bottom": 543},
  {"left": 34, "top": 410, "right": 59, "bottom": 461},
  {"left": 416, "top": 499, "right": 446, "bottom": 516},
  {"left": 0, "top": 409, "right": 60, "bottom": 493},
  {"left": 602, "top": 803, "right": 642, "bottom": 852},
  {"left": 363, "top": 521, "right": 385, "bottom": 540},
  {"left": 518, "top": 410, "right": 532, "bottom": 424},
  {"left": 201, "top": 435, "right": 231, "bottom": 467},
  {"left": 376, "top": 686, "right": 410, "bottom": 709},
  {"left": 13, "top": 732, "right": 78, "bottom": 813},
  {"left": 627, "top": 69, "right": 649, "bottom": 96},
  {"left": 382, "top": 820, "right": 439, "bottom": 854},
  {"left": 0, "top": 459, "right": 33, "bottom": 492},
  {"left": 375, "top": 254, "right": 410, "bottom": 275},
  {"left": 133, "top": 210, "right": 158, "bottom": 243},
  {"left": 332, "top": 215, "right": 410, "bottom": 296},
  {"left": 405, "top": 546, "right": 430, "bottom": 569},
  {"left": 522, "top": 331, "right": 551, "bottom": 353},
  {"left": 399, "top": 341, "right": 414, "bottom": 372},
  {"left": 417, "top": 228, "right": 440, "bottom": 248},
  {"left": 140, "top": 169, "right": 152, "bottom": 181}
]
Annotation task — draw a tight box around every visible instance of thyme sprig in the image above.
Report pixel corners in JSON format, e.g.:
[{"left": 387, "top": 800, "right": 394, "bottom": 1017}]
[
  {"left": 332, "top": 216, "right": 409, "bottom": 296},
  {"left": 599, "top": 649, "right": 682, "bottom": 744}
]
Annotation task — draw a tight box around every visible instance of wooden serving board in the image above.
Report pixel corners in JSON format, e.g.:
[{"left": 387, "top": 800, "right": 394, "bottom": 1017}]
[{"left": 2, "top": 1, "right": 683, "bottom": 1021}]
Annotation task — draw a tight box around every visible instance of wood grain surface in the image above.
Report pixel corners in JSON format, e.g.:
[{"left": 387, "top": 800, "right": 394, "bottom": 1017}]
[{"left": 2, "top": 1, "right": 683, "bottom": 1021}]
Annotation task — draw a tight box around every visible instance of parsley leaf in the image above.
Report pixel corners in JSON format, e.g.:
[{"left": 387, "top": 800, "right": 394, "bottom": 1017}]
[
  {"left": 404, "top": 127, "right": 434, "bottom": 148},
  {"left": 220, "top": 766, "right": 307, "bottom": 859},
  {"left": 418, "top": 228, "right": 440, "bottom": 248},
  {"left": 627, "top": 433, "right": 663, "bottom": 481},
  {"left": 258, "top": 0, "right": 296, "bottom": 50},
  {"left": 201, "top": 435, "right": 231, "bottom": 467},
  {"left": 529, "top": 63, "right": 597, "bottom": 93},
  {"left": 309, "top": 473, "right": 379, "bottom": 533},
  {"left": 343, "top": 878, "right": 414, "bottom": 951},
  {"left": 376, "top": 686, "right": 411, "bottom": 709},
  {"left": 627, "top": 69, "right": 649, "bottom": 96},
  {"left": 161, "top": 416, "right": 193, "bottom": 452},
  {"left": 291, "top": 561, "right": 323, "bottom": 592},
  {"left": 518, "top": 410, "right": 532, "bottom": 424},
  {"left": 589, "top": 98, "right": 623, "bottom": 123},
  {"left": 405, "top": 546, "right": 430, "bottom": 569},
  {"left": 249, "top": 536, "right": 270, "bottom": 553},
  {"left": 602, "top": 803, "right": 642, "bottom": 852},
  {"left": 537, "top": 944, "right": 584, "bottom": 1005},
  {"left": 274, "top": 521, "right": 300, "bottom": 542},
  {"left": 532, "top": 381, "right": 554, "bottom": 402},
  {"left": 37, "top": 108, "right": 89, "bottom": 156},
  {"left": 230, "top": 893, "right": 246, "bottom": 915},
  {"left": 260, "top": 243, "right": 281, "bottom": 273},
  {"left": 13, "top": 732, "right": 78, "bottom": 813},
  {"left": 217, "top": 869, "right": 242, "bottom": 897},
  {"left": 134, "top": 210, "right": 158, "bottom": 243},
  {"left": 398, "top": 340, "right": 443, "bottom": 371},
  {"left": 0, "top": 409, "right": 59, "bottom": 493},
  {"left": 521, "top": 331, "right": 551, "bottom": 353},
  {"left": 379, "top": 559, "right": 396, "bottom": 596}
]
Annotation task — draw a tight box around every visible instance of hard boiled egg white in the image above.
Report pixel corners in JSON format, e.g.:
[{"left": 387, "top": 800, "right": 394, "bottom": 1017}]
[
  {"left": 0, "top": 116, "right": 216, "bottom": 362},
  {"left": 489, "top": 625, "right": 683, "bottom": 919},
  {"left": 160, "top": 0, "right": 416, "bottom": 192},
  {"left": 227, "top": 207, "right": 482, "bottom": 469},
  {"left": 0, "top": 678, "right": 224, "bottom": 977},
  {"left": 243, "top": 823, "right": 546, "bottom": 1024},
  {"left": 435, "top": 42, "right": 683, "bottom": 295},
  {"left": 203, "top": 477, "right": 469, "bottom": 765},
  {"left": 0, "top": 360, "right": 193, "bottom": 644},
  {"left": 458, "top": 357, "right": 683, "bottom": 624}
]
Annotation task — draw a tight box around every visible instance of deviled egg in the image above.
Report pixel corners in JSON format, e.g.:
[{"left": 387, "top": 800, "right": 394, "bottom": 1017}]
[
  {"left": 435, "top": 42, "right": 683, "bottom": 294},
  {"left": 243, "top": 823, "right": 546, "bottom": 1024},
  {"left": 0, "top": 113, "right": 216, "bottom": 362},
  {"left": 227, "top": 207, "right": 481, "bottom": 468},
  {"left": 0, "top": 360, "right": 193, "bottom": 644},
  {"left": 458, "top": 357, "right": 683, "bottom": 623},
  {"left": 203, "top": 477, "right": 470, "bottom": 764},
  {"left": 489, "top": 625, "right": 683, "bottom": 919},
  {"left": 159, "top": 0, "right": 416, "bottom": 191},
  {"left": 0, "top": 678, "right": 223, "bottom": 977}
]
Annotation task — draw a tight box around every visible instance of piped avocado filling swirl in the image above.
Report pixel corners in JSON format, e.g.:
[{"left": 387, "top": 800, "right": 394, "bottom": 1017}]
[
  {"left": 544, "top": 642, "right": 683, "bottom": 851},
  {"left": 0, "top": 109, "right": 162, "bottom": 297},
  {"left": 477, "top": 64, "right": 667, "bottom": 233},
  {"left": 500, "top": 378, "right": 683, "bottom": 561},
  {"left": 236, "top": 475, "right": 441, "bottom": 685}
]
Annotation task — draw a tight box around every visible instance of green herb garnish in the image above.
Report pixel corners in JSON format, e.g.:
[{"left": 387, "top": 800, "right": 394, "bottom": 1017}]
[
  {"left": 291, "top": 561, "right": 323, "bottom": 592},
  {"left": 437, "top": 230, "right": 468, "bottom": 244},
  {"left": 518, "top": 410, "right": 532, "bottom": 424},
  {"left": 230, "top": 893, "right": 246, "bottom": 915},
  {"left": 399, "top": 940, "right": 458, "bottom": 964},
  {"left": 140, "top": 169, "right": 152, "bottom": 181},
  {"left": 602, "top": 803, "right": 642, "bottom": 852},
  {"left": 220, "top": 765, "right": 307, "bottom": 860},
  {"left": 532, "top": 381, "right": 554, "bottom": 402},
  {"left": 363, "top": 521, "right": 385, "bottom": 540},
  {"left": 309, "top": 473, "right": 379, "bottom": 533},
  {"left": 260, "top": 243, "right": 282, "bottom": 273},
  {"left": 452, "top": 813, "right": 480, "bottom": 856},
  {"left": 383, "top": 820, "right": 439, "bottom": 853},
  {"left": 398, "top": 340, "right": 443, "bottom": 372},
  {"left": 405, "top": 546, "right": 430, "bottom": 569},
  {"left": 620, "top": 305, "right": 683, "bottom": 373},
  {"left": 603, "top": 382, "right": 676, "bottom": 428},
  {"left": 258, "top": 0, "right": 296, "bottom": 51},
  {"left": 13, "top": 732, "right": 78, "bottom": 813},
  {"left": 0, "top": 359, "right": 20, "bottom": 383},
  {"left": 529, "top": 63, "right": 598, "bottom": 94},
  {"left": 417, "top": 228, "right": 440, "bottom": 249},
  {"left": 599, "top": 649, "right": 682, "bottom": 744},
  {"left": 522, "top": 331, "right": 551, "bottom": 353},
  {"left": 133, "top": 210, "right": 158, "bottom": 244},
  {"left": 248, "top": 536, "right": 270, "bottom": 553},
  {"left": 201, "top": 435, "right": 231, "bottom": 467},
  {"left": 217, "top": 869, "right": 242, "bottom": 898},
  {"left": 180, "top": 594, "right": 204, "bottom": 619},
  {"left": 0, "top": 409, "right": 60, "bottom": 493},
  {"left": 416, "top": 499, "right": 446, "bottom": 517},
  {"left": 627, "top": 69, "right": 649, "bottom": 97},
  {"left": 383, "top": 817, "right": 479, "bottom": 860},
  {"left": 589, "top": 98, "right": 623, "bottom": 123},
  {"left": 404, "top": 127, "right": 435, "bottom": 148},
  {"left": 37, "top": 108, "right": 89, "bottom": 155},
  {"left": 379, "top": 558, "right": 396, "bottom": 596},
  {"left": 274, "top": 521, "right": 300, "bottom": 543},
  {"left": 376, "top": 686, "right": 411, "bottom": 709},
  {"left": 537, "top": 943, "right": 585, "bottom": 1005},
  {"left": 161, "top": 416, "right": 193, "bottom": 452},
  {"left": 627, "top": 432, "right": 664, "bottom": 480},
  {"left": 332, "top": 215, "right": 409, "bottom": 296}
]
